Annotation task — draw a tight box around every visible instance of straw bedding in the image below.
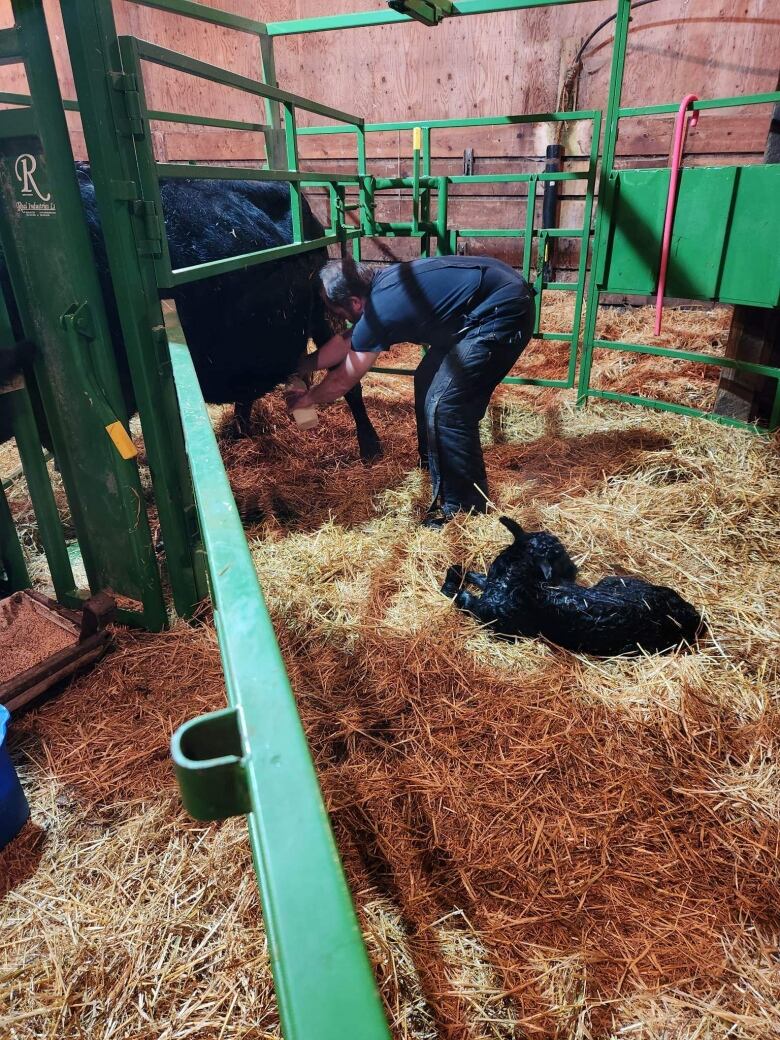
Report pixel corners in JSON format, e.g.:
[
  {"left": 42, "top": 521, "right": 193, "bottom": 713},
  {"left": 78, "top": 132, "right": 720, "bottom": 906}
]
[{"left": 2, "top": 299, "right": 779, "bottom": 1039}]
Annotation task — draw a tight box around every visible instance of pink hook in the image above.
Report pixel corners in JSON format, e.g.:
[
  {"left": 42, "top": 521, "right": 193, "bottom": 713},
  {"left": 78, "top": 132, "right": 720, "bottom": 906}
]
[{"left": 654, "top": 94, "right": 700, "bottom": 336}]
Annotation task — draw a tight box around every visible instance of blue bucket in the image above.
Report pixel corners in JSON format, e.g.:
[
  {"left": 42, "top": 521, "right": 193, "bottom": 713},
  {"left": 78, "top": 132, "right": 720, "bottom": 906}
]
[{"left": 0, "top": 705, "right": 30, "bottom": 850}]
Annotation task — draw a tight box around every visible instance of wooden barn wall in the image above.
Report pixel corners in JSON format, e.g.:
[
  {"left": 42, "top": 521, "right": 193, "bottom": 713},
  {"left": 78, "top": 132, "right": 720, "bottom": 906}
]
[{"left": 0, "top": 0, "right": 778, "bottom": 270}]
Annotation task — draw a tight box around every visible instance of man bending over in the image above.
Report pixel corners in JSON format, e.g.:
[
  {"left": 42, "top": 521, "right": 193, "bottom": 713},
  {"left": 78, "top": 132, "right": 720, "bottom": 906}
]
[{"left": 288, "top": 255, "right": 535, "bottom": 527}]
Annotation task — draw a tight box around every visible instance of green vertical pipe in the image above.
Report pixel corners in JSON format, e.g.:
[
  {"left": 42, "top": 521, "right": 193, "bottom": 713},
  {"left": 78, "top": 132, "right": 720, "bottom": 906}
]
[
  {"left": 522, "top": 176, "right": 538, "bottom": 282},
  {"left": 0, "top": 479, "right": 29, "bottom": 592},
  {"left": 420, "top": 127, "right": 432, "bottom": 257},
  {"left": 0, "top": 287, "right": 76, "bottom": 599},
  {"left": 435, "top": 176, "right": 449, "bottom": 255},
  {"left": 61, "top": 0, "right": 206, "bottom": 618},
  {"left": 411, "top": 127, "right": 421, "bottom": 235},
  {"left": 7, "top": 388, "right": 77, "bottom": 599},
  {"left": 577, "top": 0, "right": 631, "bottom": 405},
  {"left": 565, "top": 109, "right": 601, "bottom": 388},
  {"left": 283, "top": 103, "right": 303, "bottom": 243},
  {"left": 258, "top": 31, "right": 285, "bottom": 169}
]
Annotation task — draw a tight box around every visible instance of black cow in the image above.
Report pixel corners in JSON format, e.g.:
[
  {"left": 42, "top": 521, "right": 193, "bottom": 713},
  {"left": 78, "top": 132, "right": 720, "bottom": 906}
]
[{"left": 0, "top": 167, "right": 381, "bottom": 460}]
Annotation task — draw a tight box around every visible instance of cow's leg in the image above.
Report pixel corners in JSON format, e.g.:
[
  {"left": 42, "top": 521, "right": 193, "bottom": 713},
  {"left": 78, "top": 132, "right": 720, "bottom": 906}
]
[
  {"left": 464, "top": 570, "right": 488, "bottom": 591},
  {"left": 344, "top": 382, "right": 382, "bottom": 463},
  {"left": 233, "top": 400, "right": 253, "bottom": 436}
]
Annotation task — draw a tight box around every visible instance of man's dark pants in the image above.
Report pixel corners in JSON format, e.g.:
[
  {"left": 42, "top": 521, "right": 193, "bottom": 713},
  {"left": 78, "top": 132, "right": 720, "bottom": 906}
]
[{"left": 414, "top": 307, "right": 534, "bottom": 515}]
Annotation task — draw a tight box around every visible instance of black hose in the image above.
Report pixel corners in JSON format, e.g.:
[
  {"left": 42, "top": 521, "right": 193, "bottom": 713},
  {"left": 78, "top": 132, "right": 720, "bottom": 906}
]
[{"left": 573, "top": 0, "right": 665, "bottom": 67}]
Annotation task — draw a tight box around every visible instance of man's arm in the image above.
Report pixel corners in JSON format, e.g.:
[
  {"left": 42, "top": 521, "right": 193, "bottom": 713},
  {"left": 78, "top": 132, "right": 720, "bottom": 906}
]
[
  {"left": 288, "top": 348, "right": 378, "bottom": 408},
  {"left": 297, "top": 332, "right": 352, "bottom": 376}
]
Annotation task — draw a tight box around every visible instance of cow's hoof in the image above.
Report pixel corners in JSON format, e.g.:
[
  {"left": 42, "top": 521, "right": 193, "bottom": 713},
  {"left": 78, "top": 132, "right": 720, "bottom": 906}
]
[{"left": 359, "top": 438, "right": 383, "bottom": 465}]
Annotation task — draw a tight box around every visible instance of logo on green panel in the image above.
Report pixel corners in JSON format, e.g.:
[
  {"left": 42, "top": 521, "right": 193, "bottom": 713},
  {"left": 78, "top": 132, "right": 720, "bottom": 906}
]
[{"left": 14, "top": 153, "right": 55, "bottom": 216}]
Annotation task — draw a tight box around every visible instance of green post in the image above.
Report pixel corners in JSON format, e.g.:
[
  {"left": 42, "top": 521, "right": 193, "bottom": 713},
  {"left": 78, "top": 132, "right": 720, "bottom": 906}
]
[
  {"left": 60, "top": 0, "right": 207, "bottom": 618},
  {"left": 258, "top": 31, "right": 286, "bottom": 169},
  {"left": 577, "top": 0, "right": 631, "bottom": 405},
  {"left": 282, "top": 103, "right": 304, "bottom": 243}
]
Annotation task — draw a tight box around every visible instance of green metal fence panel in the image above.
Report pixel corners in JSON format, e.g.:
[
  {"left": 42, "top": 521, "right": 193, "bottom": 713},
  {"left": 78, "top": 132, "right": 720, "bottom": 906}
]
[
  {"left": 168, "top": 338, "right": 391, "bottom": 1040},
  {"left": 717, "top": 165, "right": 780, "bottom": 308},
  {"left": 601, "top": 165, "right": 780, "bottom": 307},
  {"left": 0, "top": 0, "right": 167, "bottom": 628}
]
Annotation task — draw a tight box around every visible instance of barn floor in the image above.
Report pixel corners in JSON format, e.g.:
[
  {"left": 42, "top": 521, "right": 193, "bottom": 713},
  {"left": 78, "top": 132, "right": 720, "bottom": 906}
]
[{"left": 2, "top": 300, "right": 780, "bottom": 1039}]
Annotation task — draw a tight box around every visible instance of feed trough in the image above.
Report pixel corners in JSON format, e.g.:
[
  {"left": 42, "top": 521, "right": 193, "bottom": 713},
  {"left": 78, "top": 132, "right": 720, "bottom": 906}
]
[{"left": 0, "top": 590, "right": 114, "bottom": 713}]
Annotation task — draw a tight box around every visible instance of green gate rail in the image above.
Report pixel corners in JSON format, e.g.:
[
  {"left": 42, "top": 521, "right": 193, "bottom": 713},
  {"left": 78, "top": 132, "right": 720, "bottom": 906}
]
[{"left": 168, "top": 338, "right": 390, "bottom": 1040}]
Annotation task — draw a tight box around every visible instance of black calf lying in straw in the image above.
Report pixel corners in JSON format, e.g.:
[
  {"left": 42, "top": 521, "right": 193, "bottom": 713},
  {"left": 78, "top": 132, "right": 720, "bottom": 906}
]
[{"left": 442, "top": 517, "right": 702, "bottom": 656}]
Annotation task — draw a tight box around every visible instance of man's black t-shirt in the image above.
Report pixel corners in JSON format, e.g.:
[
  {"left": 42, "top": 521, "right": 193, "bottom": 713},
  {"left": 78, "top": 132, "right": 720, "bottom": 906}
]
[{"left": 350, "top": 256, "right": 534, "bottom": 353}]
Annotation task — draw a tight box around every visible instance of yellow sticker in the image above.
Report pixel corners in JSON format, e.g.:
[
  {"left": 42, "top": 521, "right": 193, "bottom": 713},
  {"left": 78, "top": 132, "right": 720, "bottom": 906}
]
[
  {"left": 412, "top": 126, "right": 422, "bottom": 152},
  {"left": 105, "top": 421, "right": 138, "bottom": 460}
]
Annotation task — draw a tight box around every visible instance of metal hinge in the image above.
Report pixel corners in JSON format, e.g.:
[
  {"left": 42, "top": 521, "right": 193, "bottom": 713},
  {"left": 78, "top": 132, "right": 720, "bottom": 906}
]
[
  {"left": 109, "top": 71, "right": 144, "bottom": 138},
  {"left": 131, "top": 199, "right": 164, "bottom": 258}
]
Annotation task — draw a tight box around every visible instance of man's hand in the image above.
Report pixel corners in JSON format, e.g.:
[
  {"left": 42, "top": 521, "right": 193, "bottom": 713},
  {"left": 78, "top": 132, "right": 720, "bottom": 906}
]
[{"left": 285, "top": 386, "right": 314, "bottom": 411}]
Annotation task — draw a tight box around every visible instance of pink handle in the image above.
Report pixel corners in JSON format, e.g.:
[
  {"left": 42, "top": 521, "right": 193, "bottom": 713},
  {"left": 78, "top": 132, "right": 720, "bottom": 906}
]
[{"left": 654, "top": 94, "right": 700, "bottom": 336}]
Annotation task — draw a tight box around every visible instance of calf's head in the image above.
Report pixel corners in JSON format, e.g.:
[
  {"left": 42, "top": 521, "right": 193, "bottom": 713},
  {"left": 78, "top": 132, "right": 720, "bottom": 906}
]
[{"left": 498, "top": 516, "right": 578, "bottom": 584}]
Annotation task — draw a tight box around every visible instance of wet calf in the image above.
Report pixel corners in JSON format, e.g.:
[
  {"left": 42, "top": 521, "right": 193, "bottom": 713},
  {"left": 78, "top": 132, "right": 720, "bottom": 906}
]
[{"left": 443, "top": 516, "right": 701, "bottom": 656}]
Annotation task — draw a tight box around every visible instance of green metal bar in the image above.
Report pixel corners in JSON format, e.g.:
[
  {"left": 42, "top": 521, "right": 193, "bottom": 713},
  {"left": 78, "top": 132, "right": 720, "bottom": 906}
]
[
  {"left": 564, "top": 106, "right": 601, "bottom": 388},
  {"left": 354, "top": 125, "right": 368, "bottom": 258},
  {"left": 420, "top": 127, "right": 432, "bottom": 257},
  {"left": 411, "top": 128, "right": 421, "bottom": 235},
  {"left": 297, "top": 109, "right": 599, "bottom": 133},
  {"left": 769, "top": 379, "right": 780, "bottom": 432},
  {"left": 131, "top": 39, "right": 364, "bottom": 126},
  {"left": 618, "top": 91, "right": 780, "bottom": 117},
  {"left": 258, "top": 30, "right": 286, "bottom": 171},
  {"left": 147, "top": 109, "right": 269, "bottom": 132},
  {"left": 266, "top": 0, "right": 589, "bottom": 36},
  {"left": 0, "top": 28, "right": 22, "bottom": 63},
  {"left": 156, "top": 162, "right": 364, "bottom": 184},
  {"left": 5, "top": 388, "right": 78, "bottom": 600},
  {"left": 435, "top": 176, "right": 449, "bottom": 254},
  {"left": 0, "top": 285, "right": 76, "bottom": 599},
  {"left": 168, "top": 338, "right": 391, "bottom": 1040},
  {"left": 170, "top": 231, "right": 361, "bottom": 286},
  {"left": 0, "top": 91, "right": 32, "bottom": 106},
  {"left": 0, "top": 479, "right": 29, "bottom": 593},
  {"left": 591, "top": 339, "right": 780, "bottom": 379},
  {"left": 577, "top": 0, "right": 631, "bottom": 407},
  {"left": 455, "top": 226, "right": 584, "bottom": 237},
  {"left": 129, "top": 0, "right": 267, "bottom": 35},
  {"left": 521, "top": 175, "right": 537, "bottom": 282},
  {"left": 502, "top": 375, "right": 569, "bottom": 386},
  {"left": 582, "top": 389, "right": 766, "bottom": 434},
  {"left": 282, "top": 104, "right": 303, "bottom": 244},
  {"left": 448, "top": 172, "right": 588, "bottom": 183},
  {"left": 373, "top": 172, "right": 587, "bottom": 188}
]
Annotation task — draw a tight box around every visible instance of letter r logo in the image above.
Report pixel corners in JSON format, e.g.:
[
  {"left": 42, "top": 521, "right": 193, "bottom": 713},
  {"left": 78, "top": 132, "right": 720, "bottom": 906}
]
[{"left": 14, "top": 153, "right": 51, "bottom": 202}]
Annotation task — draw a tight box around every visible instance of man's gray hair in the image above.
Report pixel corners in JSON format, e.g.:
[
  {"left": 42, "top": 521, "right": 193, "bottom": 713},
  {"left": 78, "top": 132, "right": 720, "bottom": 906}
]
[{"left": 319, "top": 258, "right": 375, "bottom": 304}]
